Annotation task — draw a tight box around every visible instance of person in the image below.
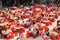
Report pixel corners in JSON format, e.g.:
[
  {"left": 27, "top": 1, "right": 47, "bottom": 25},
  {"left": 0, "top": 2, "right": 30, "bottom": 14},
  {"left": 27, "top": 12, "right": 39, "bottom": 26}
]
[{"left": 0, "top": 27, "right": 2, "bottom": 38}]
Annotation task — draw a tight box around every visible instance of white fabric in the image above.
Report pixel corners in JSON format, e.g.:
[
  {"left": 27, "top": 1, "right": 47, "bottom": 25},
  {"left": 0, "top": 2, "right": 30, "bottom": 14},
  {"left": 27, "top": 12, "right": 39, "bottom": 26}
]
[
  {"left": 19, "top": 19, "right": 23, "bottom": 24},
  {"left": 41, "top": 23, "right": 46, "bottom": 26},
  {"left": 11, "top": 10, "right": 15, "bottom": 13},
  {"left": 23, "top": 18, "right": 29, "bottom": 22}
]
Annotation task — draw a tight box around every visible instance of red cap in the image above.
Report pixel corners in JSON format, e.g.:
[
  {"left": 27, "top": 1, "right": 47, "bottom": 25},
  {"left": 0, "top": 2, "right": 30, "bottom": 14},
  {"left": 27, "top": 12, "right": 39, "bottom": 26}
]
[{"left": 20, "top": 28, "right": 25, "bottom": 33}]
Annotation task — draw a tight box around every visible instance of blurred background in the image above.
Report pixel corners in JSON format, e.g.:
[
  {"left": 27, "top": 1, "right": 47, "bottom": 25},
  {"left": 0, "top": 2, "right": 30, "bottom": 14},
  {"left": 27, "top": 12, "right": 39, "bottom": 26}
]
[{"left": 0, "top": 0, "right": 60, "bottom": 7}]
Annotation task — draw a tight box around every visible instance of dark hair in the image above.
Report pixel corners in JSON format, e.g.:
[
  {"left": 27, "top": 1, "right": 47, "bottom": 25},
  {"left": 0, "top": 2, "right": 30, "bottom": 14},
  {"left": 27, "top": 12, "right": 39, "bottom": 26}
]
[{"left": 57, "top": 27, "right": 60, "bottom": 30}]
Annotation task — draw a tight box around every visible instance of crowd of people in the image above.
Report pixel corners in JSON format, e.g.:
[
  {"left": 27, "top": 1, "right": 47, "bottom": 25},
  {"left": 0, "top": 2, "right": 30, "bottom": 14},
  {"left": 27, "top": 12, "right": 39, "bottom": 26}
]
[{"left": 0, "top": 3, "right": 60, "bottom": 40}]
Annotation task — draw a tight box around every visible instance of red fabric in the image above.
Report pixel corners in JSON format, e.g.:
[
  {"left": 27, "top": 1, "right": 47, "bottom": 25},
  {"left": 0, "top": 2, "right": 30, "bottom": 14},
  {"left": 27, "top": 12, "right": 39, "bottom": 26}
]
[
  {"left": 43, "top": 26, "right": 48, "bottom": 31},
  {"left": 37, "top": 6, "right": 41, "bottom": 8},
  {"left": 52, "top": 8, "right": 56, "bottom": 12},
  {"left": 50, "top": 18, "right": 55, "bottom": 22},
  {"left": 7, "top": 17, "right": 12, "bottom": 22},
  {"left": 20, "top": 28, "right": 25, "bottom": 33},
  {"left": 6, "top": 32, "right": 14, "bottom": 40},
  {"left": 27, "top": 31, "right": 33, "bottom": 38},
  {"left": 39, "top": 31, "right": 43, "bottom": 36},
  {"left": 50, "top": 35, "right": 54, "bottom": 40},
  {"left": 57, "top": 24, "right": 60, "bottom": 26},
  {"left": 47, "top": 11, "right": 51, "bottom": 15},
  {"left": 58, "top": 13, "right": 60, "bottom": 15},
  {"left": 56, "top": 35, "right": 60, "bottom": 39},
  {"left": 36, "top": 18, "right": 41, "bottom": 22},
  {"left": 24, "top": 24, "right": 29, "bottom": 28},
  {"left": 42, "top": 21, "right": 51, "bottom": 26},
  {"left": 32, "top": 34, "right": 37, "bottom": 38}
]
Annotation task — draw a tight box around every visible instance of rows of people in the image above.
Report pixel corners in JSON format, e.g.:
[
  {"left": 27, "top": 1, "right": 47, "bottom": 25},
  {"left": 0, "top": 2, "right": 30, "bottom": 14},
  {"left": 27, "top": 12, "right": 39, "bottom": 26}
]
[{"left": 0, "top": 4, "right": 60, "bottom": 40}]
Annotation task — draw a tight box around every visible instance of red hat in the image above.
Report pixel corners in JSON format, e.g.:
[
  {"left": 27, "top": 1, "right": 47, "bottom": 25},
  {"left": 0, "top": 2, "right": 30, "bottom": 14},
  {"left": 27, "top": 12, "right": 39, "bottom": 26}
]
[
  {"left": 24, "top": 24, "right": 29, "bottom": 28},
  {"left": 32, "top": 34, "right": 37, "bottom": 38},
  {"left": 27, "top": 31, "right": 33, "bottom": 38},
  {"left": 37, "top": 5, "right": 41, "bottom": 8},
  {"left": 20, "top": 28, "right": 25, "bottom": 33},
  {"left": 18, "top": 9, "right": 21, "bottom": 12},
  {"left": 57, "top": 12, "right": 60, "bottom": 16},
  {"left": 47, "top": 11, "right": 51, "bottom": 15},
  {"left": 6, "top": 32, "right": 14, "bottom": 39},
  {"left": 53, "top": 28, "right": 57, "bottom": 31},
  {"left": 6, "top": 35, "right": 11, "bottom": 40},
  {"left": 21, "top": 9, "right": 25, "bottom": 12},
  {"left": 43, "top": 26, "right": 48, "bottom": 31},
  {"left": 52, "top": 8, "right": 56, "bottom": 12},
  {"left": 56, "top": 35, "right": 60, "bottom": 39},
  {"left": 15, "top": 32, "right": 18, "bottom": 36}
]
